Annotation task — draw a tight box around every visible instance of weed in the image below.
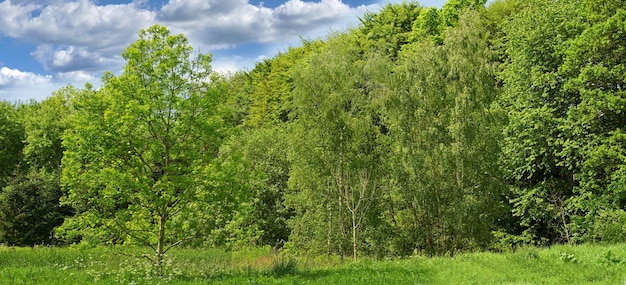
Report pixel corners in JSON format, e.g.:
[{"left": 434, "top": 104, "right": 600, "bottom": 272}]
[
  {"left": 560, "top": 252, "right": 578, "bottom": 263},
  {"left": 597, "top": 250, "right": 623, "bottom": 265},
  {"left": 267, "top": 257, "right": 298, "bottom": 277},
  {"left": 516, "top": 246, "right": 539, "bottom": 260}
]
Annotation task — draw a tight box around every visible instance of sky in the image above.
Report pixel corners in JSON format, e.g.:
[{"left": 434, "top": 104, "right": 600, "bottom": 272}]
[{"left": 0, "top": 0, "right": 447, "bottom": 102}]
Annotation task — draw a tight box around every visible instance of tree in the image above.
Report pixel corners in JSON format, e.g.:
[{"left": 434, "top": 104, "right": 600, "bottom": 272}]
[
  {"left": 440, "top": 0, "right": 487, "bottom": 27},
  {"left": 289, "top": 33, "right": 389, "bottom": 261},
  {"left": 409, "top": 0, "right": 487, "bottom": 45},
  {"left": 61, "top": 25, "right": 229, "bottom": 272},
  {"left": 359, "top": 2, "right": 423, "bottom": 59},
  {"left": 498, "top": 0, "right": 587, "bottom": 244},
  {"left": 0, "top": 170, "right": 71, "bottom": 246},
  {"left": 0, "top": 101, "right": 24, "bottom": 188},
  {"left": 558, "top": 5, "right": 626, "bottom": 242},
  {"left": 384, "top": 10, "right": 504, "bottom": 255},
  {"left": 20, "top": 86, "right": 76, "bottom": 173},
  {"left": 0, "top": 86, "right": 76, "bottom": 245},
  {"left": 243, "top": 42, "right": 323, "bottom": 128},
  {"left": 236, "top": 126, "right": 294, "bottom": 246}
]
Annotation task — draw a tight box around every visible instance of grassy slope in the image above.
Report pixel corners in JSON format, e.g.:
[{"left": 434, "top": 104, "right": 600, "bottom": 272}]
[{"left": 1, "top": 244, "right": 625, "bottom": 284}]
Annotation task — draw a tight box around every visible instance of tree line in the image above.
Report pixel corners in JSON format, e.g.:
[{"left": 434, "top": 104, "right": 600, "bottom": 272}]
[{"left": 1, "top": 0, "right": 625, "bottom": 264}]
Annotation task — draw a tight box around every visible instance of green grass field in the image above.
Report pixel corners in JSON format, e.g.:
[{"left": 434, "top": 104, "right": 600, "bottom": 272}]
[{"left": 1, "top": 243, "right": 625, "bottom": 284}]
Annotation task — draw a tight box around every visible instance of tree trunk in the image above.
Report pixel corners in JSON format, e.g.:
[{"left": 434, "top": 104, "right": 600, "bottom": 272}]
[
  {"left": 338, "top": 193, "right": 345, "bottom": 262},
  {"left": 327, "top": 202, "right": 333, "bottom": 262},
  {"left": 352, "top": 211, "right": 357, "bottom": 262},
  {"left": 156, "top": 208, "right": 167, "bottom": 276}
]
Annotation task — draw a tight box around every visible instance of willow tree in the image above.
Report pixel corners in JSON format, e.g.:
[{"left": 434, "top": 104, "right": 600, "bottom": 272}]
[
  {"left": 61, "top": 25, "right": 227, "bottom": 271},
  {"left": 288, "top": 33, "right": 389, "bottom": 261},
  {"left": 384, "top": 11, "right": 504, "bottom": 255}
]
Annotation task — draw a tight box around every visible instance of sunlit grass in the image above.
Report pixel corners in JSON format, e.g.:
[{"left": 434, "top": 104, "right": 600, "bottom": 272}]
[{"left": 1, "top": 243, "right": 625, "bottom": 284}]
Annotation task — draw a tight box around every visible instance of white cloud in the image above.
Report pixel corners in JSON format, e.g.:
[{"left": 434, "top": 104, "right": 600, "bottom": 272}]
[
  {"left": 0, "top": 0, "right": 385, "bottom": 101},
  {"left": 0, "top": 66, "right": 56, "bottom": 102},
  {"left": 0, "top": 66, "right": 52, "bottom": 86},
  {"left": 211, "top": 55, "right": 255, "bottom": 74},
  {"left": 0, "top": 66, "right": 101, "bottom": 102},
  {"left": 177, "top": 0, "right": 373, "bottom": 48},
  {"left": 0, "top": 0, "right": 378, "bottom": 63},
  {"left": 158, "top": 0, "right": 247, "bottom": 22},
  {"left": 0, "top": 0, "right": 154, "bottom": 73},
  {"left": 56, "top": 70, "right": 98, "bottom": 84},
  {"left": 32, "top": 44, "right": 121, "bottom": 72},
  {"left": 0, "top": 0, "right": 372, "bottom": 71},
  {"left": 1, "top": 0, "right": 154, "bottom": 48},
  {"left": 273, "top": 0, "right": 352, "bottom": 25}
]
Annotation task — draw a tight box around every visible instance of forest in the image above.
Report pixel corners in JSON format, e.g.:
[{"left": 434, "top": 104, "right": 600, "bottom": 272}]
[{"left": 1, "top": 0, "right": 625, "bottom": 269}]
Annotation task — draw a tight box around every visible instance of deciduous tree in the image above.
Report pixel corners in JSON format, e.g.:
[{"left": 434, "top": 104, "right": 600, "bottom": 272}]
[{"left": 61, "top": 25, "right": 229, "bottom": 272}]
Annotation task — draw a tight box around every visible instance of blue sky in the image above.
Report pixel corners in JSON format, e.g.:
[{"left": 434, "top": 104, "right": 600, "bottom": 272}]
[{"left": 0, "top": 0, "right": 448, "bottom": 102}]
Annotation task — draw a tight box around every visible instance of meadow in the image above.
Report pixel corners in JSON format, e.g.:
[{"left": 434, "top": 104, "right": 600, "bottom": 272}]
[{"left": 1, "top": 243, "right": 626, "bottom": 284}]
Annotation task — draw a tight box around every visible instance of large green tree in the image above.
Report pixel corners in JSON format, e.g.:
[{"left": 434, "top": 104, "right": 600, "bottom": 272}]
[
  {"left": 289, "top": 33, "right": 389, "bottom": 261},
  {"left": 495, "top": 0, "right": 626, "bottom": 244},
  {"left": 384, "top": 10, "right": 503, "bottom": 255},
  {"left": 498, "top": 0, "right": 626, "bottom": 244},
  {"left": 61, "top": 25, "right": 230, "bottom": 271},
  {"left": 0, "top": 102, "right": 24, "bottom": 188},
  {"left": 558, "top": 3, "right": 626, "bottom": 242}
]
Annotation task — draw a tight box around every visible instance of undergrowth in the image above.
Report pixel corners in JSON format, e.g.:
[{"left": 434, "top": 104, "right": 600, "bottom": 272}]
[{"left": 1, "top": 243, "right": 625, "bottom": 284}]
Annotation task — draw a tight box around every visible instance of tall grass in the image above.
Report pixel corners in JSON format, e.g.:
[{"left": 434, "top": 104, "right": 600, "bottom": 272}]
[{"left": 1, "top": 243, "right": 625, "bottom": 284}]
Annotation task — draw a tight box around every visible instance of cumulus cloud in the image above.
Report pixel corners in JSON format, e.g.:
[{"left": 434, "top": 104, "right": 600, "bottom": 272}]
[
  {"left": 0, "top": 0, "right": 372, "bottom": 71},
  {"left": 211, "top": 55, "right": 250, "bottom": 74},
  {"left": 0, "top": 66, "right": 51, "bottom": 87},
  {"left": 273, "top": 0, "right": 352, "bottom": 26},
  {"left": 0, "top": 0, "right": 375, "bottom": 67},
  {"left": 0, "top": 66, "right": 100, "bottom": 101},
  {"left": 158, "top": 0, "right": 247, "bottom": 22},
  {"left": 0, "top": 66, "right": 56, "bottom": 101},
  {"left": 1, "top": 0, "right": 153, "bottom": 47},
  {"left": 0, "top": 0, "right": 154, "bottom": 73},
  {"left": 0, "top": 0, "right": 382, "bottom": 101},
  {"left": 56, "top": 70, "right": 98, "bottom": 84},
  {"left": 173, "top": 0, "right": 372, "bottom": 48},
  {"left": 32, "top": 44, "right": 121, "bottom": 72}
]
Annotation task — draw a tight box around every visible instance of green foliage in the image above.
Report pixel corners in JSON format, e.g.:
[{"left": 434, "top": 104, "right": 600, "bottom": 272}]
[
  {"left": 360, "top": 2, "right": 423, "bottom": 58},
  {"left": 411, "top": 7, "right": 443, "bottom": 44},
  {"left": 60, "top": 25, "right": 235, "bottom": 271},
  {"left": 243, "top": 43, "right": 322, "bottom": 128},
  {"left": 440, "top": 0, "right": 487, "bottom": 27},
  {"left": 289, "top": 32, "right": 390, "bottom": 260},
  {"left": 498, "top": 0, "right": 582, "bottom": 244},
  {"left": 0, "top": 101, "right": 24, "bottom": 187},
  {"left": 20, "top": 86, "right": 76, "bottom": 172},
  {"left": 235, "top": 127, "right": 294, "bottom": 246},
  {"left": 409, "top": 0, "right": 487, "bottom": 45},
  {"left": 499, "top": 0, "right": 626, "bottom": 244},
  {"left": 560, "top": 251, "right": 578, "bottom": 263},
  {"left": 266, "top": 256, "right": 298, "bottom": 277},
  {"left": 0, "top": 170, "right": 71, "bottom": 246},
  {"left": 6, "top": 0, "right": 626, "bottom": 262},
  {"left": 384, "top": 10, "right": 504, "bottom": 255}
]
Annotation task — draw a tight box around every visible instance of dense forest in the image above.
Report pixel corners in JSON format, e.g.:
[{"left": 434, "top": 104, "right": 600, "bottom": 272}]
[{"left": 1, "top": 0, "right": 625, "bottom": 265}]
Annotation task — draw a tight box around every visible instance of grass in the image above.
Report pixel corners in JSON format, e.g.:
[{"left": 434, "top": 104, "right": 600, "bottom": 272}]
[{"left": 1, "top": 243, "right": 625, "bottom": 284}]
